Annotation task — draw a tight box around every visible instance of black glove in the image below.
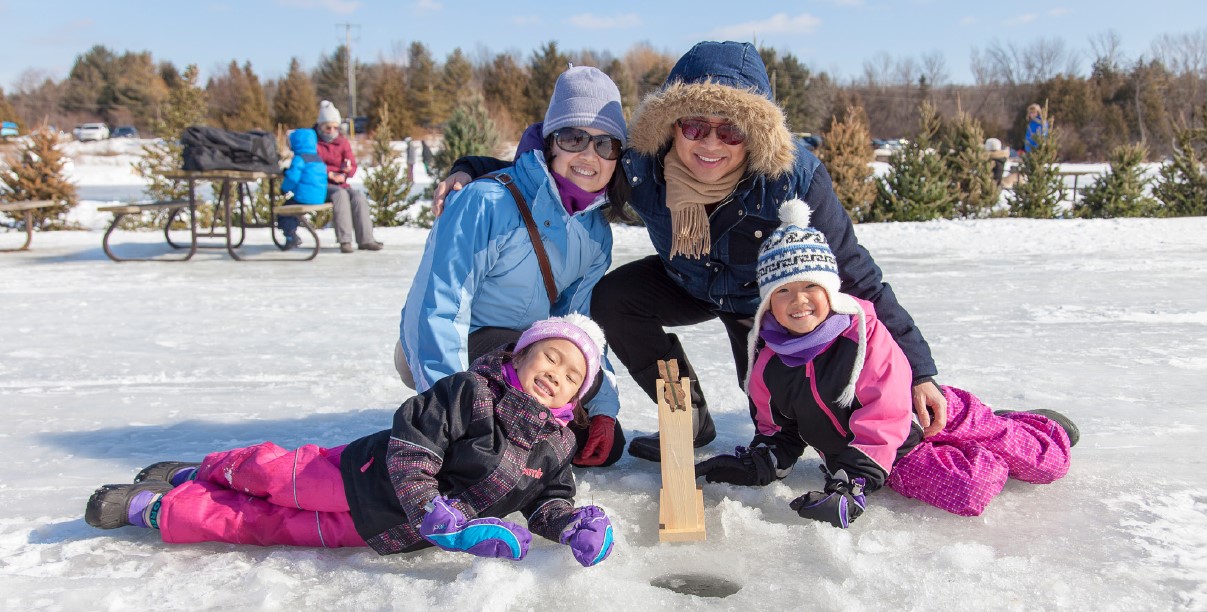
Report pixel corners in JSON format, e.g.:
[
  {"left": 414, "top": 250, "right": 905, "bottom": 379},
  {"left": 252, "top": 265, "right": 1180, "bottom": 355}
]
[
  {"left": 695, "top": 444, "right": 781, "bottom": 486},
  {"left": 790, "top": 468, "right": 867, "bottom": 528}
]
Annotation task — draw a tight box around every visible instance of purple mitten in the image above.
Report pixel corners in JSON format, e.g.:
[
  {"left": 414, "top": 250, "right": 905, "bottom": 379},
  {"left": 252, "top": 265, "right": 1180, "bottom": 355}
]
[
  {"left": 419, "top": 496, "right": 532, "bottom": 560},
  {"left": 559, "top": 505, "right": 614, "bottom": 567}
]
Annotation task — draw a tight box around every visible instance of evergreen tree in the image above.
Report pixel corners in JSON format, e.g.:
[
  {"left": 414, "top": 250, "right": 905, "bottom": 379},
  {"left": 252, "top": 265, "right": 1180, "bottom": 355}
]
[
  {"left": 483, "top": 53, "right": 528, "bottom": 134},
  {"left": 239, "top": 62, "right": 271, "bottom": 131},
  {"left": 603, "top": 58, "right": 636, "bottom": 122},
  {"left": 1008, "top": 105, "right": 1064, "bottom": 218},
  {"left": 1, "top": 126, "right": 78, "bottom": 229},
  {"left": 407, "top": 42, "right": 439, "bottom": 129},
  {"left": 821, "top": 105, "right": 876, "bottom": 221},
  {"left": 313, "top": 45, "right": 368, "bottom": 118},
  {"left": 525, "top": 42, "right": 569, "bottom": 124},
  {"left": 871, "top": 101, "right": 955, "bottom": 221},
  {"left": 433, "top": 92, "right": 499, "bottom": 180},
  {"left": 1075, "top": 142, "right": 1157, "bottom": 218},
  {"left": 363, "top": 102, "right": 417, "bottom": 226},
  {"left": 436, "top": 48, "right": 474, "bottom": 123},
  {"left": 1152, "top": 104, "right": 1207, "bottom": 217},
  {"left": 0, "top": 88, "right": 22, "bottom": 134},
  {"left": 273, "top": 57, "right": 318, "bottom": 129},
  {"left": 207, "top": 60, "right": 270, "bottom": 131},
  {"left": 134, "top": 65, "right": 208, "bottom": 203},
  {"left": 367, "top": 63, "right": 412, "bottom": 136},
  {"left": 943, "top": 108, "right": 1000, "bottom": 218}
]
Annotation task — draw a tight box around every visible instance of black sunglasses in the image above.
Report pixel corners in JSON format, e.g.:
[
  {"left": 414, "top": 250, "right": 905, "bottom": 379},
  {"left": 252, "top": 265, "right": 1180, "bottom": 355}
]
[
  {"left": 552, "top": 128, "right": 623, "bottom": 161},
  {"left": 676, "top": 117, "right": 747, "bottom": 145}
]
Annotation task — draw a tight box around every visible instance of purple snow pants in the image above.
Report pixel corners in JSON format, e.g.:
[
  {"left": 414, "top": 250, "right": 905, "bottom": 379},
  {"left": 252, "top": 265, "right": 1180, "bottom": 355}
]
[
  {"left": 886, "top": 386, "right": 1071, "bottom": 516},
  {"left": 158, "top": 441, "right": 367, "bottom": 548}
]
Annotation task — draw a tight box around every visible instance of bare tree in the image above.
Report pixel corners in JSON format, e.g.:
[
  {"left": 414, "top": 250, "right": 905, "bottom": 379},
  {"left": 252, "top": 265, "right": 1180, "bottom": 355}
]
[
  {"left": 978, "top": 37, "right": 1079, "bottom": 85},
  {"left": 921, "top": 51, "right": 949, "bottom": 88},
  {"left": 1089, "top": 29, "right": 1126, "bottom": 72},
  {"left": 1150, "top": 28, "right": 1207, "bottom": 76}
]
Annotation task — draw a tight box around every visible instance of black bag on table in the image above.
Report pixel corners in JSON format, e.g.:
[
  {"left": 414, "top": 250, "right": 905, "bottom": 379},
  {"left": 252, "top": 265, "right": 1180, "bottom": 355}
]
[{"left": 181, "top": 126, "right": 280, "bottom": 174}]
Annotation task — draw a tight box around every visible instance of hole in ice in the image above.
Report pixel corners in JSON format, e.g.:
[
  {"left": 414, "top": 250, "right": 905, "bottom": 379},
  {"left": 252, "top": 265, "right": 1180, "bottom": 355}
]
[{"left": 649, "top": 573, "right": 741, "bottom": 598}]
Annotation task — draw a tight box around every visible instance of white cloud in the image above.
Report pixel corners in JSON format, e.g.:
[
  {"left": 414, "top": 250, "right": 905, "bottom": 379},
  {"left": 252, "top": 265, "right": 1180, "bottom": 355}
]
[
  {"left": 709, "top": 12, "right": 822, "bottom": 40},
  {"left": 275, "top": 0, "right": 360, "bottom": 14},
  {"left": 567, "top": 13, "right": 641, "bottom": 30},
  {"left": 960, "top": 16, "right": 978, "bottom": 25},
  {"left": 413, "top": 0, "right": 441, "bottom": 14},
  {"left": 1005, "top": 13, "right": 1038, "bottom": 26},
  {"left": 1047, "top": 7, "right": 1071, "bottom": 17}
]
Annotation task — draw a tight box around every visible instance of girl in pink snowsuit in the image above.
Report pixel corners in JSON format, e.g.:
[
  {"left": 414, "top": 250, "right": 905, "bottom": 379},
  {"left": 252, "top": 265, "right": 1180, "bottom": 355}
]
[
  {"left": 84, "top": 315, "right": 616, "bottom": 567},
  {"left": 695, "top": 200, "right": 1075, "bottom": 526}
]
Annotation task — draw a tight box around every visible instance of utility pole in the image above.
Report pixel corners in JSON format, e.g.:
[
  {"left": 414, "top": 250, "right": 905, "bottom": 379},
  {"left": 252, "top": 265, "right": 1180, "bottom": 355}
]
[{"left": 337, "top": 23, "right": 360, "bottom": 129}]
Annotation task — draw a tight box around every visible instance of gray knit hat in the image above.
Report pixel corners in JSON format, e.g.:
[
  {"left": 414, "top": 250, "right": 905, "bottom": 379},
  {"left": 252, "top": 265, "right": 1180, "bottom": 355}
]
[
  {"left": 317, "top": 100, "right": 342, "bottom": 125},
  {"left": 542, "top": 66, "right": 627, "bottom": 146}
]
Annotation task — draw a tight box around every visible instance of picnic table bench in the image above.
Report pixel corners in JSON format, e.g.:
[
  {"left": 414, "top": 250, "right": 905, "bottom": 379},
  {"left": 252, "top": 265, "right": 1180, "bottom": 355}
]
[
  {"left": 0, "top": 200, "right": 61, "bottom": 252},
  {"left": 99, "top": 169, "right": 333, "bottom": 262}
]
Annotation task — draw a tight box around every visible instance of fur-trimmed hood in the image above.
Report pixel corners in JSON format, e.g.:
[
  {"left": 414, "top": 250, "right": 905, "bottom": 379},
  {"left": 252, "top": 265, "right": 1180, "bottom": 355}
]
[{"left": 628, "top": 41, "right": 796, "bottom": 178}]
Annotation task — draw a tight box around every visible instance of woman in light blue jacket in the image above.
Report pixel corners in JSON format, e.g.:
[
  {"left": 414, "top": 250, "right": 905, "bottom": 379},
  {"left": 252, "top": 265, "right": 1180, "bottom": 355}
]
[{"left": 396, "top": 66, "right": 629, "bottom": 467}]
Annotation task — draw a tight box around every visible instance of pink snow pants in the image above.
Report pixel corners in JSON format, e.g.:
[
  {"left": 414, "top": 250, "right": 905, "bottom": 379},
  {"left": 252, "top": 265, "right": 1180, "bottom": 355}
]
[
  {"left": 158, "top": 442, "right": 367, "bottom": 548},
  {"left": 886, "top": 386, "right": 1071, "bottom": 516}
]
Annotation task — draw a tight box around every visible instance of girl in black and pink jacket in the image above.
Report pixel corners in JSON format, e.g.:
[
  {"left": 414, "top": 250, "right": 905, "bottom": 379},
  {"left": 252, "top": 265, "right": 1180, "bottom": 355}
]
[
  {"left": 84, "top": 315, "right": 615, "bottom": 567},
  {"left": 696, "top": 200, "right": 1076, "bottom": 526}
]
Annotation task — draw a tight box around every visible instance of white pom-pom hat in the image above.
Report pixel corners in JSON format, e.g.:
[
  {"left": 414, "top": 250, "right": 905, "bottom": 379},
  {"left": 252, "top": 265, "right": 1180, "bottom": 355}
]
[{"left": 745, "top": 199, "right": 866, "bottom": 407}]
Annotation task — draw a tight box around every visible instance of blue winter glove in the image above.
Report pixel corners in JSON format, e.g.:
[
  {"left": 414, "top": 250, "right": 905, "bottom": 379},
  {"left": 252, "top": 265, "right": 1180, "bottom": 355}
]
[
  {"left": 789, "top": 469, "right": 867, "bottom": 529},
  {"left": 559, "top": 505, "right": 614, "bottom": 567},
  {"left": 419, "top": 496, "right": 532, "bottom": 560}
]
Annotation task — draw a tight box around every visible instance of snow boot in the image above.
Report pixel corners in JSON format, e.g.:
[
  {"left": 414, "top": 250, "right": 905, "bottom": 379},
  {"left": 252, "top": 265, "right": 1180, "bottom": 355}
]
[
  {"left": 134, "top": 461, "right": 201, "bottom": 486},
  {"left": 626, "top": 335, "right": 716, "bottom": 462},
  {"left": 994, "top": 409, "right": 1080, "bottom": 447},
  {"left": 85, "top": 481, "right": 173, "bottom": 530}
]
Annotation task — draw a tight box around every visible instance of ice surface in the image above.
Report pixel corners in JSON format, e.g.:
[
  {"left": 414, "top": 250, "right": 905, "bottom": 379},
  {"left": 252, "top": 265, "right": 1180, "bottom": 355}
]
[{"left": 1, "top": 148, "right": 1205, "bottom": 610}]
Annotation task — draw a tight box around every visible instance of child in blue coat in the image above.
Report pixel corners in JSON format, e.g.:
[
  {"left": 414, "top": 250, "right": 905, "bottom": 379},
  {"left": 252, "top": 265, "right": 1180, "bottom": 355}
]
[{"left": 278, "top": 128, "right": 329, "bottom": 249}]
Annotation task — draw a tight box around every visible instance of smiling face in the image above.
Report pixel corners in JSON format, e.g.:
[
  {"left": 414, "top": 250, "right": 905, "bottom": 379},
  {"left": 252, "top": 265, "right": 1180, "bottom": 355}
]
[
  {"left": 672, "top": 115, "right": 748, "bottom": 184},
  {"left": 512, "top": 338, "right": 588, "bottom": 409},
  {"left": 549, "top": 126, "right": 618, "bottom": 193},
  {"left": 768, "top": 281, "right": 833, "bottom": 336}
]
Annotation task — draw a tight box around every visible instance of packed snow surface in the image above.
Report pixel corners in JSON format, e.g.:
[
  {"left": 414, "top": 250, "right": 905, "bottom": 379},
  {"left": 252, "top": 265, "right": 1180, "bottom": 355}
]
[{"left": 1, "top": 144, "right": 1205, "bottom": 610}]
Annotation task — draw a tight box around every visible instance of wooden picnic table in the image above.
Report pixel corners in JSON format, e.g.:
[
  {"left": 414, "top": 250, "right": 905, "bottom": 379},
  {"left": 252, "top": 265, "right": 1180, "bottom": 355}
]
[
  {"left": 0, "top": 200, "right": 61, "bottom": 252},
  {"left": 100, "top": 169, "right": 331, "bottom": 262}
]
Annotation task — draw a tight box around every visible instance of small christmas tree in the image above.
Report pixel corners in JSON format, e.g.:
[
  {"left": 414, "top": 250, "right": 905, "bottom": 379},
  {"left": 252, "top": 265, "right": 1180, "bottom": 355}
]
[
  {"left": 1008, "top": 104, "right": 1064, "bottom": 218},
  {"left": 821, "top": 105, "right": 876, "bottom": 222},
  {"left": 943, "top": 107, "right": 999, "bottom": 218},
  {"left": 871, "top": 101, "right": 954, "bottom": 222},
  {"left": 134, "top": 65, "right": 208, "bottom": 204},
  {"left": 432, "top": 92, "right": 500, "bottom": 180},
  {"left": 1152, "top": 104, "right": 1207, "bottom": 218},
  {"left": 363, "top": 102, "right": 417, "bottom": 227},
  {"left": 1, "top": 125, "right": 78, "bottom": 229},
  {"left": 1075, "top": 143, "right": 1157, "bottom": 218}
]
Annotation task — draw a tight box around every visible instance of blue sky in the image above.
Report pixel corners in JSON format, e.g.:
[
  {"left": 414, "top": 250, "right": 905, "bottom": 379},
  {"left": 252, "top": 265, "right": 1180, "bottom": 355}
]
[{"left": 0, "top": 0, "right": 1198, "bottom": 90}]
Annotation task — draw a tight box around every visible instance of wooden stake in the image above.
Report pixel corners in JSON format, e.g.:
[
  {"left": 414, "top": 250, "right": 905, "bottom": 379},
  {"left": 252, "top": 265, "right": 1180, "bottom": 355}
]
[{"left": 656, "top": 359, "right": 706, "bottom": 542}]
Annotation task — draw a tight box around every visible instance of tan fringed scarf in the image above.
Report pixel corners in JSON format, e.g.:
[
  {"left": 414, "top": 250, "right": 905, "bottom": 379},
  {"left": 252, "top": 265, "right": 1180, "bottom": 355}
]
[{"left": 662, "top": 152, "right": 745, "bottom": 259}]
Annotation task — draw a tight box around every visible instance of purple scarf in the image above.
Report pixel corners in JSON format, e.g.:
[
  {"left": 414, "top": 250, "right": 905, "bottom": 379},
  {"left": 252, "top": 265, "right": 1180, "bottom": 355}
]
[
  {"left": 760, "top": 313, "right": 852, "bottom": 367},
  {"left": 552, "top": 172, "right": 605, "bottom": 215},
  {"left": 503, "top": 363, "right": 574, "bottom": 425}
]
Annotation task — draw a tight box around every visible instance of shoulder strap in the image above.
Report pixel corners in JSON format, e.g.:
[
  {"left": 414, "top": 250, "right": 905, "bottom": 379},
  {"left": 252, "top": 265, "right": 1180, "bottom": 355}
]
[{"left": 479, "top": 171, "right": 558, "bottom": 306}]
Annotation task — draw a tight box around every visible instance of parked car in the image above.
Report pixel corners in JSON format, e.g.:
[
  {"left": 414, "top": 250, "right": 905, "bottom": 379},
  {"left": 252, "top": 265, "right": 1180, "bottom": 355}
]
[
  {"left": 75, "top": 123, "right": 110, "bottom": 142},
  {"left": 111, "top": 125, "right": 139, "bottom": 139},
  {"left": 340, "top": 116, "right": 369, "bottom": 136},
  {"left": 0, "top": 121, "right": 17, "bottom": 139}
]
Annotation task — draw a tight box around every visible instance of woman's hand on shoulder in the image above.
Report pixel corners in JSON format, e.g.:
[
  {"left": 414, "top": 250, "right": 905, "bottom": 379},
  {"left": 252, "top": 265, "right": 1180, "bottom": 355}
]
[{"left": 432, "top": 171, "right": 472, "bottom": 218}]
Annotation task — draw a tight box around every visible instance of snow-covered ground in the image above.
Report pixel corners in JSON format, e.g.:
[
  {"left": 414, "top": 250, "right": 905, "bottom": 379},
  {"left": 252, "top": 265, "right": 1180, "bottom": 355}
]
[{"left": 1, "top": 147, "right": 1205, "bottom": 610}]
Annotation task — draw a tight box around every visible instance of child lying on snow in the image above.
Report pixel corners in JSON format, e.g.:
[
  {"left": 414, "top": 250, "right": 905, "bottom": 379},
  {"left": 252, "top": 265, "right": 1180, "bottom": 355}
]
[
  {"left": 696, "top": 200, "right": 1077, "bottom": 527},
  {"left": 85, "top": 315, "right": 614, "bottom": 567}
]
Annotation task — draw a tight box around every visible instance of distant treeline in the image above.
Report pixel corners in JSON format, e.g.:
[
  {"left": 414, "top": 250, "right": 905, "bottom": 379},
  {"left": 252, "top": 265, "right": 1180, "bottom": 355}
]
[{"left": 2, "top": 29, "right": 1206, "bottom": 161}]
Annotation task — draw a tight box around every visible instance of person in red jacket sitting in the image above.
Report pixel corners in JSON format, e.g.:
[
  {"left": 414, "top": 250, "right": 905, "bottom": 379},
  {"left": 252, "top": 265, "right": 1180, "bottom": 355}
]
[{"left": 315, "top": 100, "right": 383, "bottom": 254}]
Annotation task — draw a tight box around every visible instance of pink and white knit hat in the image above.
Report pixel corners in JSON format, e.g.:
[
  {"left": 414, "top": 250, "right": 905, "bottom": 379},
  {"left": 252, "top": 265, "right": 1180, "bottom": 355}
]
[{"left": 514, "top": 314, "right": 606, "bottom": 399}]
